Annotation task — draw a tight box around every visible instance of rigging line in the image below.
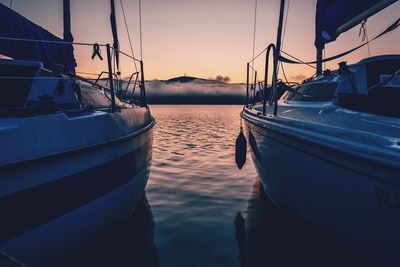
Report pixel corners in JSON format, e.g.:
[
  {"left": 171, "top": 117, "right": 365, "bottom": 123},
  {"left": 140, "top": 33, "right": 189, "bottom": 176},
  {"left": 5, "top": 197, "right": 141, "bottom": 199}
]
[
  {"left": 76, "top": 71, "right": 103, "bottom": 76},
  {"left": 276, "top": 0, "right": 290, "bottom": 78},
  {"left": 281, "top": 0, "right": 290, "bottom": 50},
  {"left": 277, "top": 0, "right": 290, "bottom": 78},
  {"left": 251, "top": 0, "right": 258, "bottom": 84},
  {"left": 365, "top": 21, "right": 371, "bottom": 57},
  {"left": 248, "top": 47, "right": 267, "bottom": 64},
  {"left": 281, "top": 17, "right": 400, "bottom": 65},
  {"left": 117, "top": 49, "right": 142, "bottom": 62},
  {"left": 9, "top": 0, "right": 12, "bottom": 8},
  {"left": 139, "top": 0, "right": 143, "bottom": 61},
  {"left": 113, "top": 44, "right": 121, "bottom": 81},
  {"left": 280, "top": 50, "right": 317, "bottom": 69},
  {"left": 359, "top": 20, "right": 371, "bottom": 57},
  {"left": 120, "top": 0, "right": 138, "bottom": 72},
  {"left": 248, "top": 64, "right": 257, "bottom": 72},
  {"left": 0, "top": 36, "right": 105, "bottom": 46},
  {"left": 280, "top": 61, "right": 290, "bottom": 85}
]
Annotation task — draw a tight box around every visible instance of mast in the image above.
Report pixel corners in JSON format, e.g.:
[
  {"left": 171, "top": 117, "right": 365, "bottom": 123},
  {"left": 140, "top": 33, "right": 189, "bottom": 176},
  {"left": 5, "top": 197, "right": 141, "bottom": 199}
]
[
  {"left": 110, "top": 0, "right": 120, "bottom": 73},
  {"left": 272, "top": 0, "right": 285, "bottom": 116},
  {"left": 63, "top": 0, "right": 73, "bottom": 42},
  {"left": 63, "top": 0, "right": 75, "bottom": 74}
]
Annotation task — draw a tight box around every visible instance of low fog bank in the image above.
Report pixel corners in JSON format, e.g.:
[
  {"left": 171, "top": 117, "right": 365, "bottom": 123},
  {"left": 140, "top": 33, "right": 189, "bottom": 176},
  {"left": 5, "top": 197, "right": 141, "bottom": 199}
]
[{"left": 143, "top": 77, "right": 246, "bottom": 104}]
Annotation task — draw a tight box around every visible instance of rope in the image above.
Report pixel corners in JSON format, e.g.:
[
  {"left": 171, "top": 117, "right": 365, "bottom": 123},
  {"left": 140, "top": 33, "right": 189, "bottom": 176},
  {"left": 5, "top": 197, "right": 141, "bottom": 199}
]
[
  {"left": 248, "top": 64, "right": 257, "bottom": 72},
  {"left": 246, "top": 0, "right": 288, "bottom": 65},
  {"left": 0, "top": 36, "right": 104, "bottom": 47},
  {"left": 0, "top": 76, "right": 119, "bottom": 82},
  {"left": 139, "top": 0, "right": 143, "bottom": 60},
  {"left": 359, "top": 20, "right": 371, "bottom": 57},
  {"left": 0, "top": 36, "right": 141, "bottom": 63},
  {"left": 76, "top": 71, "right": 101, "bottom": 76},
  {"left": 281, "top": 0, "right": 290, "bottom": 49},
  {"left": 117, "top": 49, "right": 142, "bottom": 62},
  {"left": 113, "top": 44, "right": 117, "bottom": 76},
  {"left": 120, "top": 0, "right": 138, "bottom": 72},
  {"left": 280, "top": 50, "right": 317, "bottom": 69},
  {"left": 277, "top": 0, "right": 291, "bottom": 79},
  {"left": 280, "top": 61, "right": 290, "bottom": 84},
  {"left": 9, "top": 0, "right": 13, "bottom": 8},
  {"left": 365, "top": 24, "right": 371, "bottom": 58},
  {"left": 248, "top": 47, "right": 267, "bottom": 64},
  {"left": 280, "top": 17, "right": 400, "bottom": 65}
]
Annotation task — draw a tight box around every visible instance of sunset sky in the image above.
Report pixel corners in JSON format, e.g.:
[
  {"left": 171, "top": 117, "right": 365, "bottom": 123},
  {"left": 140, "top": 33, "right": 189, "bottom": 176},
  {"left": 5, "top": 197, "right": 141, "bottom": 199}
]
[{"left": 1, "top": 0, "right": 400, "bottom": 83}]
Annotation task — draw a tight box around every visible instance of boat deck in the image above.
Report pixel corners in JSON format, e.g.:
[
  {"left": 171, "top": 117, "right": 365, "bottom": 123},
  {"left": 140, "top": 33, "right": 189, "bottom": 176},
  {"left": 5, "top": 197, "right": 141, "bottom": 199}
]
[
  {"left": 245, "top": 102, "right": 400, "bottom": 169},
  {"left": 252, "top": 102, "right": 400, "bottom": 146}
]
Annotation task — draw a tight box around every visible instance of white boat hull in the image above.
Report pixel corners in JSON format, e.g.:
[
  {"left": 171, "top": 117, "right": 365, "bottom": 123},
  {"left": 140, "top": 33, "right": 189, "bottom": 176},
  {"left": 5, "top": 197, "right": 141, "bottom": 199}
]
[
  {"left": 242, "top": 109, "right": 400, "bottom": 266},
  {"left": 0, "top": 108, "right": 154, "bottom": 266}
]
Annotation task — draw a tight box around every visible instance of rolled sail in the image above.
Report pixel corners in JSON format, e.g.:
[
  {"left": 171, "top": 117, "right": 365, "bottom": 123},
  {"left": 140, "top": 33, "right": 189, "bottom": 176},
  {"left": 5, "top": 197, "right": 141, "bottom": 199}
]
[
  {"left": 315, "top": 0, "right": 398, "bottom": 49},
  {"left": 0, "top": 3, "right": 76, "bottom": 73}
]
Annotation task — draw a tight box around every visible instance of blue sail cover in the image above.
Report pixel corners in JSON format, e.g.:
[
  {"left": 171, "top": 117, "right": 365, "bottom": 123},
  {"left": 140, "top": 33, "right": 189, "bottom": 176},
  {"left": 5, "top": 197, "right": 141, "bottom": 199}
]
[
  {"left": 315, "top": 0, "right": 385, "bottom": 49},
  {"left": 0, "top": 3, "right": 76, "bottom": 73}
]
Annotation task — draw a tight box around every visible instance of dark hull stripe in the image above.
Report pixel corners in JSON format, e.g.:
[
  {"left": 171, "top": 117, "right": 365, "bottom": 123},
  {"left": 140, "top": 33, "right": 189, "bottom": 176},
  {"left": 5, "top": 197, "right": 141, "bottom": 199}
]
[{"left": 0, "top": 140, "right": 152, "bottom": 244}]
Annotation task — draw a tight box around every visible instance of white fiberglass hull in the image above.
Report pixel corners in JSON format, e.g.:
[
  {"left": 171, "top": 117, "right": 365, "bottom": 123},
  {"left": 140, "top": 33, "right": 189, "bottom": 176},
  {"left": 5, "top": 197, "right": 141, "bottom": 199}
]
[
  {"left": 0, "top": 107, "right": 154, "bottom": 266},
  {"left": 242, "top": 107, "right": 400, "bottom": 267}
]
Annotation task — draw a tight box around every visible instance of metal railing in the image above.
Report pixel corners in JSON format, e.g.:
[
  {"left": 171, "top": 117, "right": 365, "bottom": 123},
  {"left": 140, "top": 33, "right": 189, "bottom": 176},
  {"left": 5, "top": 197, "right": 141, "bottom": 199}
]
[
  {"left": 246, "top": 43, "right": 279, "bottom": 116},
  {"left": 0, "top": 37, "right": 148, "bottom": 111}
]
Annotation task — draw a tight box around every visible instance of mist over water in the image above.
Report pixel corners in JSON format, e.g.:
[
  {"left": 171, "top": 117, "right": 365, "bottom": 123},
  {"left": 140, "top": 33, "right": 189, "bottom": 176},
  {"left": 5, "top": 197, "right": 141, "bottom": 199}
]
[
  {"left": 129, "top": 80, "right": 246, "bottom": 104},
  {"left": 147, "top": 80, "right": 245, "bottom": 97}
]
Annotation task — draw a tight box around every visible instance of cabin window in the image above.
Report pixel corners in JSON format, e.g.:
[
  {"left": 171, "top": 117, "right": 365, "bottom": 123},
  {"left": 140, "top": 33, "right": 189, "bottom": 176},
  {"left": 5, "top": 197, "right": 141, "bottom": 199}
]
[
  {"left": 365, "top": 59, "right": 400, "bottom": 87},
  {"left": 79, "top": 85, "right": 113, "bottom": 109},
  {"left": 283, "top": 82, "right": 337, "bottom": 102}
]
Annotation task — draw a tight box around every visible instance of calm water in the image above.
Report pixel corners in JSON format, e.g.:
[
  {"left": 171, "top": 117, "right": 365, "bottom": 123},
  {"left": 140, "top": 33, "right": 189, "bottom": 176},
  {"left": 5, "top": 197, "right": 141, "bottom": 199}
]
[
  {"left": 64, "top": 105, "right": 373, "bottom": 267},
  {"left": 147, "top": 105, "right": 257, "bottom": 267}
]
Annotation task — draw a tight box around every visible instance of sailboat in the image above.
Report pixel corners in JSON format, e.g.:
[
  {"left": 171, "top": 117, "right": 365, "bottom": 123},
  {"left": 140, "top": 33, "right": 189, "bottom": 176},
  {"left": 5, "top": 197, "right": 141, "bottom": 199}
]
[
  {"left": 0, "top": 1, "right": 154, "bottom": 266},
  {"left": 240, "top": 0, "right": 400, "bottom": 265}
]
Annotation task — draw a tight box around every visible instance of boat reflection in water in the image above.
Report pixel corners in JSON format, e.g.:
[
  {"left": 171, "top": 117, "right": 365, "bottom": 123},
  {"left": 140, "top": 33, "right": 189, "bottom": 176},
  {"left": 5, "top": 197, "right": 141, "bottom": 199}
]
[
  {"left": 235, "top": 178, "right": 375, "bottom": 267},
  {"left": 60, "top": 194, "right": 159, "bottom": 267}
]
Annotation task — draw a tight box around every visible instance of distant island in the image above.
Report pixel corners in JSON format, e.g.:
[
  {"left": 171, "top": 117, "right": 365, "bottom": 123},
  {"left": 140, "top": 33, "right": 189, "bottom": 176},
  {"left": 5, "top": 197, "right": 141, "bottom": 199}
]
[
  {"left": 164, "top": 76, "right": 205, "bottom": 84},
  {"left": 144, "top": 76, "right": 246, "bottom": 105}
]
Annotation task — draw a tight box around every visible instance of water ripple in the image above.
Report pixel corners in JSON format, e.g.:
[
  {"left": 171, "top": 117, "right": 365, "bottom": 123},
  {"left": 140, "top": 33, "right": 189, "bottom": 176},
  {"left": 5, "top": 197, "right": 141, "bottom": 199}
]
[{"left": 147, "top": 105, "right": 256, "bottom": 267}]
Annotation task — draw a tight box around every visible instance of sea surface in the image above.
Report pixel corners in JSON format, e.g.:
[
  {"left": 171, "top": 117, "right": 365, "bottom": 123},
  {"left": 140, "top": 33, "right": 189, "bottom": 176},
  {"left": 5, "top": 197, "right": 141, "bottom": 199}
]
[{"left": 64, "top": 105, "right": 373, "bottom": 267}]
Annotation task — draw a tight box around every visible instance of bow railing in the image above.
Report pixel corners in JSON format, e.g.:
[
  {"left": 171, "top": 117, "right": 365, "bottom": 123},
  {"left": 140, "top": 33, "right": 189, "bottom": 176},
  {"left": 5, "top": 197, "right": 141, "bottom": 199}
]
[
  {"left": 0, "top": 37, "right": 148, "bottom": 112},
  {"left": 246, "top": 43, "right": 279, "bottom": 116}
]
